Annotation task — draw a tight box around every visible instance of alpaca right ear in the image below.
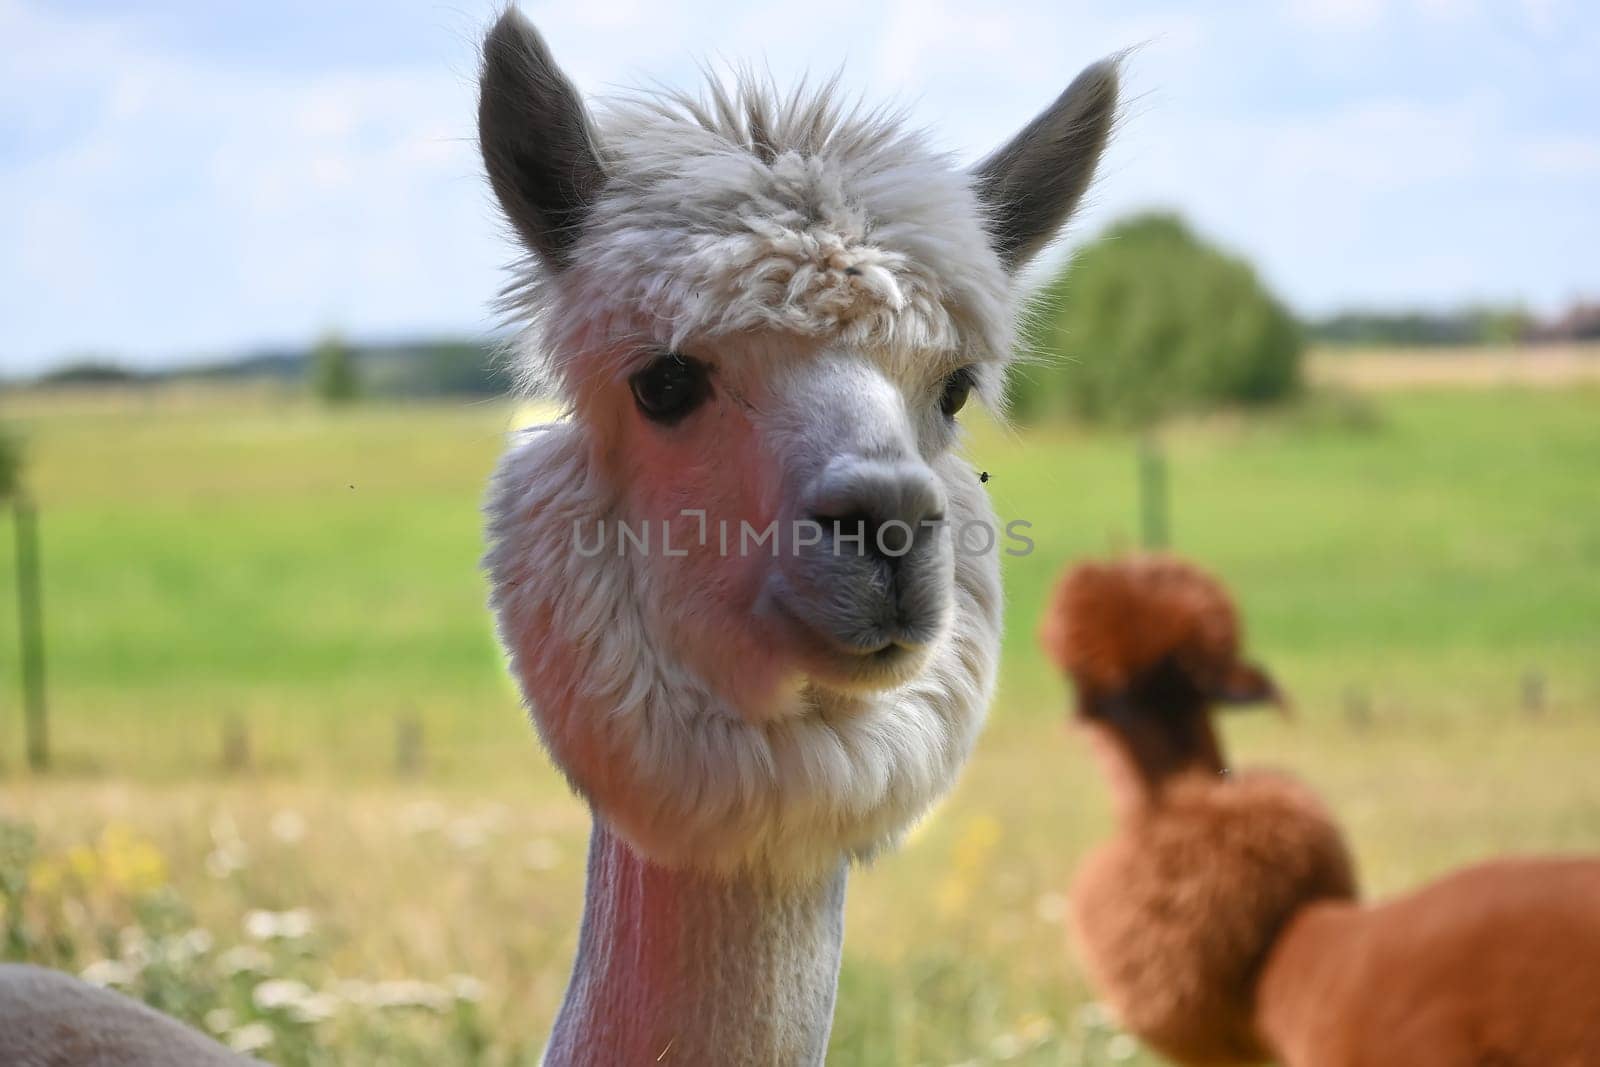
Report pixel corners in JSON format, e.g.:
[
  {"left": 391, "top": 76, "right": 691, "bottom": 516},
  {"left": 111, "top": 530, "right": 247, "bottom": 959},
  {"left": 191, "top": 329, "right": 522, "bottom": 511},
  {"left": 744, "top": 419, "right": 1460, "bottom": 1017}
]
[
  {"left": 972, "top": 58, "right": 1120, "bottom": 271},
  {"left": 478, "top": 10, "right": 605, "bottom": 269}
]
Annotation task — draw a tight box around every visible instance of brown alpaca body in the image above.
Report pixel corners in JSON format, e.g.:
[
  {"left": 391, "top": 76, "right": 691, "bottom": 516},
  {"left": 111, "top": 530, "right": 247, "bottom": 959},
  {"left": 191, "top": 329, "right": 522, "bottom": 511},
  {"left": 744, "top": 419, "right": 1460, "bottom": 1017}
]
[
  {"left": 1045, "top": 556, "right": 1600, "bottom": 1067},
  {"left": 1070, "top": 756, "right": 1356, "bottom": 1065},
  {"left": 1258, "top": 857, "right": 1600, "bottom": 1067}
]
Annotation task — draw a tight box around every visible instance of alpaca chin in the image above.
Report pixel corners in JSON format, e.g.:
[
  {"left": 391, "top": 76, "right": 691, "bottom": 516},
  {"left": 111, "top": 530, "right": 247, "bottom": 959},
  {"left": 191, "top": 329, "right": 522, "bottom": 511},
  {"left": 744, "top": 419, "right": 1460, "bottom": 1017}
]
[{"left": 485, "top": 420, "right": 1003, "bottom": 879}]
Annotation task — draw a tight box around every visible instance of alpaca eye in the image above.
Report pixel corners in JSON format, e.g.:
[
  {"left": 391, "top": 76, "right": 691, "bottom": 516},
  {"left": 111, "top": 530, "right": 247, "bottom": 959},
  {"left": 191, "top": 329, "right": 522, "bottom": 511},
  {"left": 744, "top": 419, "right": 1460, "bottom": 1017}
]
[
  {"left": 939, "top": 367, "right": 976, "bottom": 418},
  {"left": 630, "top": 354, "right": 712, "bottom": 424}
]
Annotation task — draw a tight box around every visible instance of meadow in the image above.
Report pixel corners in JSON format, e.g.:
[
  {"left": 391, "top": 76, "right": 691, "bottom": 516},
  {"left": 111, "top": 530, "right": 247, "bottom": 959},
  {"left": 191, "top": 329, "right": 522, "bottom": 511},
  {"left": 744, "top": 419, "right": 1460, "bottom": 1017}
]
[{"left": 1, "top": 376, "right": 1598, "bottom": 1064}]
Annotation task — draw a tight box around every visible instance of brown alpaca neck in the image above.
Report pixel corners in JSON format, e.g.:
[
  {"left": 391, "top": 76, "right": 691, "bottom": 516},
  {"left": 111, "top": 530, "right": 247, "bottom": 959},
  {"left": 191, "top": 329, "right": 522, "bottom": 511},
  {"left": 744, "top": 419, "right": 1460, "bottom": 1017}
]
[{"left": 1080, "top": 703, "right": 1227, "bottom": 818}]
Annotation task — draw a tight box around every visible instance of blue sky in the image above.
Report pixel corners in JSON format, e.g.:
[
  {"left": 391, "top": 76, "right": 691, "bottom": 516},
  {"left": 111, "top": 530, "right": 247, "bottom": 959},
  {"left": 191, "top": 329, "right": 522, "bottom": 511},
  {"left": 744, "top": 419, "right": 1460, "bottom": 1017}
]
[{"left": 3, "top": 0, "right": 1597, "bottom": 373}]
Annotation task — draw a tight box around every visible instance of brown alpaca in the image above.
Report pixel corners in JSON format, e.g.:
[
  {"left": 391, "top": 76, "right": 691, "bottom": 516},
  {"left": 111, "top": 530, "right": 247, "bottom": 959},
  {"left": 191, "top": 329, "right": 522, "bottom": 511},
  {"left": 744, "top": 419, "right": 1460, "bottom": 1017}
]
[{"left": 1042, "top": 555, "right": 1600, "bottom": 1067}]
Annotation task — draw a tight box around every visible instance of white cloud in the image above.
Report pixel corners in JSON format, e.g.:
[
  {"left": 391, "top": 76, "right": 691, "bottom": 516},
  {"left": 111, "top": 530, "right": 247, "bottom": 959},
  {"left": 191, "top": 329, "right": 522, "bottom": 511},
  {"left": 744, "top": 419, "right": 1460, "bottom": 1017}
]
[
  {"left": 1287, "top": 0, "right": 1390, "bottom": 31},
  {"left": 1, "top": 1, "right": 499, "bottom": 370}
]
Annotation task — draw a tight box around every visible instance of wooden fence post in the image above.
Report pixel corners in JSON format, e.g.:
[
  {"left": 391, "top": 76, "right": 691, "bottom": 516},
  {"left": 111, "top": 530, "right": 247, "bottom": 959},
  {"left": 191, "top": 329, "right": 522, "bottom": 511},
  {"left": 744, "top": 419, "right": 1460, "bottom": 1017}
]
[
  {"left": 1521, "top": 671, "right": 1545, "bottom": 717},
  {"left": 222, "top": 715, "right": 251, "bottom": 773},
  {"left": 1138, "top": 432, "right": 1169, "bottom": 550},
  {"left": 396, "top": 715, "right": 424, "bottom": 778},
  {"left": 13, "top": 494, "right": 47, "bottom": 771},
  {"left": 1342, "top": 685, "right": 1372, "bottom": 731}
]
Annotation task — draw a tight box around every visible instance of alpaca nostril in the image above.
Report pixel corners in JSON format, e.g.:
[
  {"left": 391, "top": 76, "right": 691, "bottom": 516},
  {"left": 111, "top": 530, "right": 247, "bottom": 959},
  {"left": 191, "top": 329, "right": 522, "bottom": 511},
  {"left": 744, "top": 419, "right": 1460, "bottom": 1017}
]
[
  {"left": 809, "top": 510, "right": 882, "bottom": 558},
  {"left": 810, "top": 511, "right": 873, "bottom": 535},
  {"left": 807, "top": 509, "right": 933, "bottom": 563},
  {"left": 806, "top": 459, "right": 947, "bottom": 559}
]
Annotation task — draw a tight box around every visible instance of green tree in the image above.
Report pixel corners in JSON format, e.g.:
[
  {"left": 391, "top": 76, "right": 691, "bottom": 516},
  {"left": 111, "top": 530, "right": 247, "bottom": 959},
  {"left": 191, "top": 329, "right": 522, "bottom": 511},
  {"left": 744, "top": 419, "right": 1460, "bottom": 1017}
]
[
  {"left": 310, "top": 332, "right": 360, "bottom": 406},
  {"left": 1014, "top": 213, "right": 1303, "bottom": 424}
]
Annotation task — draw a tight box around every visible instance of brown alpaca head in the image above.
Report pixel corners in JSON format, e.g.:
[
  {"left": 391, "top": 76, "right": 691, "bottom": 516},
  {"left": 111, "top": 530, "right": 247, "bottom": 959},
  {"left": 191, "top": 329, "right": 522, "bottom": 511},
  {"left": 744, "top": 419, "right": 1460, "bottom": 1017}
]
[{"left": 1039, "top": 554, "right": 1282, "bottom": 789}]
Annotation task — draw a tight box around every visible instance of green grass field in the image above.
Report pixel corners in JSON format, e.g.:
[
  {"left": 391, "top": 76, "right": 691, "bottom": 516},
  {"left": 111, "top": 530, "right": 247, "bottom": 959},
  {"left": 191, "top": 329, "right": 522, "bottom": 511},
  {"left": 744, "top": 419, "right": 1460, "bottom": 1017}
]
[{"left": 1, "top": 384, "right": 1598, "bottom": 1064}]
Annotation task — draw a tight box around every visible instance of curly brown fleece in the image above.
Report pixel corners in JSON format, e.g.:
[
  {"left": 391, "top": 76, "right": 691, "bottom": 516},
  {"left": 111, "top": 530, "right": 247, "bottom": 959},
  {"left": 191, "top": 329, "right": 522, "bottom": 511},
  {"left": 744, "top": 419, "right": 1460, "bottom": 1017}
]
[{"left": 1072, "top": 768, "right": 1355, "bottom": 1065}]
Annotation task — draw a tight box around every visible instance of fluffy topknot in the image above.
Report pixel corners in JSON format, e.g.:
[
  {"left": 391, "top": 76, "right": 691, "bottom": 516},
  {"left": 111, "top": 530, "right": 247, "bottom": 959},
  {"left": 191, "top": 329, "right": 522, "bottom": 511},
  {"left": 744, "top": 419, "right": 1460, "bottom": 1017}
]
[{"left": 1039, "top": 555, "right": 1248, "bottom": 705}]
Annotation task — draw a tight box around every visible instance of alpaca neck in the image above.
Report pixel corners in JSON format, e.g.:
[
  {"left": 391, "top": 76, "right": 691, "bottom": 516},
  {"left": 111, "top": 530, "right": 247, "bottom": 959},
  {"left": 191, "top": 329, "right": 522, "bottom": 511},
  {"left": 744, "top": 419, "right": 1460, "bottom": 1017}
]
[
  {"left": 545, "top": 820, "right": 848, "bottom": 1066},
  {"left": 1080, "top": 709, "right": 1225, "bottom": 819},
  {"left": 1070, "top": 748, "right": 1359, "bottom": 1066}
]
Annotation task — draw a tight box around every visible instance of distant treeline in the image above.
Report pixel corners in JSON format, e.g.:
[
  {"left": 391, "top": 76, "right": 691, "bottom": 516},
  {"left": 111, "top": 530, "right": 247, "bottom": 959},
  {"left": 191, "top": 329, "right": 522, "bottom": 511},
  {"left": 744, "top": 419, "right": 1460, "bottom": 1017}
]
[
  {"left": 16, "top": 276, "right": 1599, "bottom": 400},
  {"left": 25, "top": 338, "right": 516, "bottom": 398},
  {"left": 1308, "top": 300, "right": 1600, "bottom": 348}
]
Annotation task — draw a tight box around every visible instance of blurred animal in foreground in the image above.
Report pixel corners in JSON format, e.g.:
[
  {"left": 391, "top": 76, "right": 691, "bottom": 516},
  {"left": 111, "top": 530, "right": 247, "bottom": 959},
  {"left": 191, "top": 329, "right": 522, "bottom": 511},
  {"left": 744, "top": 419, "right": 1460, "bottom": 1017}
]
[{"left": 1041, "top": 554, "right": 1600, "bottom": 1067}]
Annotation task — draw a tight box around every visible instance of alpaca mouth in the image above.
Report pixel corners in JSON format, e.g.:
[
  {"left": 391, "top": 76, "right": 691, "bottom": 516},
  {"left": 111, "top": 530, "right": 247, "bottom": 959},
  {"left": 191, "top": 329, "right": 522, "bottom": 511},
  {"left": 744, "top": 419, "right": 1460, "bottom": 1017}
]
[
  {"left": 808, "top": 638, "right": 924, "bottom": 690},
  {"left": 766, "top": 593, "right": 933, "bottom": 689}
]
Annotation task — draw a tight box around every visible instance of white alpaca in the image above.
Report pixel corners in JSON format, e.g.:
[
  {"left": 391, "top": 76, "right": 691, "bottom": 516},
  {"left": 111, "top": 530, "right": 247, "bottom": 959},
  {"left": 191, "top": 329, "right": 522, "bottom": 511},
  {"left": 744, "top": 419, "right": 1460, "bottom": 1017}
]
[
  {"left": 478, "top": 10, "right": 1118, "bottom": 1065},
  {"left": 0, "top": 11, "right": 1116, "bottom": 1064}
]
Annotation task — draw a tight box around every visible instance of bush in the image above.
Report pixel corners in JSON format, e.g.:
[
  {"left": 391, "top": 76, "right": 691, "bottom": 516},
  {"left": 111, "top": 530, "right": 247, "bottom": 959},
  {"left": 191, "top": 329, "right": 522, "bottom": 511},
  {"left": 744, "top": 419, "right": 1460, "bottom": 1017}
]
[{"left": 1014, "top": 213, "right": 1303, "bottom": 424}]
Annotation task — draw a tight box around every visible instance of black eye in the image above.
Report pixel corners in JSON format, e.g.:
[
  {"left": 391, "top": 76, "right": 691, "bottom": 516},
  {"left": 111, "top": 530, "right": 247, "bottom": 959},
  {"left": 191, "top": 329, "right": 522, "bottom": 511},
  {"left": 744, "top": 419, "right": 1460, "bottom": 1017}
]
[
  {"left": 939, "top": 366, "right": 976, "bottom": 418},
  {"left": 630, "top": 354, "right": 712, "bottom": 424}
]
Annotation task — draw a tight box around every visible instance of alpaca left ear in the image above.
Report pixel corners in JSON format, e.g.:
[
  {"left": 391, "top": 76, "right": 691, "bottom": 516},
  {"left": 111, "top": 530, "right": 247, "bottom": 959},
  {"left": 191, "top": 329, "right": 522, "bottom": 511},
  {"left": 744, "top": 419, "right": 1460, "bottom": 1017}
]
[
  {"left": 478, "top": 10, "right": 606, "bottom": 270},
  {"left": 972, "top": 58, "right": 1120, "bottom": 271}
]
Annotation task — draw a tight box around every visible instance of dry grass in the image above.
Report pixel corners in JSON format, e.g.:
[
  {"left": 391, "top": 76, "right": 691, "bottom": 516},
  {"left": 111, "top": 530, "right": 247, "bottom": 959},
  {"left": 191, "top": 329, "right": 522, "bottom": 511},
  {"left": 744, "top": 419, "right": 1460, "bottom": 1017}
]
[
  {"left": 1308, "top": 343, "right": 1600, "bottom": 390},
  {"left": 2, "top": 384, "right": 1597, "bottom": 1063},
  {"left": 5, "top": 706, "right": 1600, "bottom": 1065}
]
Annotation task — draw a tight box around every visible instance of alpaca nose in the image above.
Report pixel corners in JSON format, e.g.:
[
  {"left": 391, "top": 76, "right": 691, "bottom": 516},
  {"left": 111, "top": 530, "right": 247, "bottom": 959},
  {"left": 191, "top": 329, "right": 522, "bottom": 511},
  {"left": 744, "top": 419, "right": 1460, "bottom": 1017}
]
[{"left": 807, "top": 459, "right": 946, "bottom": 564}]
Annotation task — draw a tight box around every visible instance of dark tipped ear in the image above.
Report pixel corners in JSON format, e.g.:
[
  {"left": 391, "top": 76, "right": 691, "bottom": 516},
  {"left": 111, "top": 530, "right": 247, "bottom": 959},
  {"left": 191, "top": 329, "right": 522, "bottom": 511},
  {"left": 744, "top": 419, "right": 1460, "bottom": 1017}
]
[
  {"left": 478, "top": 10, "right": 605, "bottom": 269},
  {"left": 1215, "top": 661, "right": 1287, "bottom": 711},
  {"left": 972, "top": 58, "right": 1120, "bottom": 271}
]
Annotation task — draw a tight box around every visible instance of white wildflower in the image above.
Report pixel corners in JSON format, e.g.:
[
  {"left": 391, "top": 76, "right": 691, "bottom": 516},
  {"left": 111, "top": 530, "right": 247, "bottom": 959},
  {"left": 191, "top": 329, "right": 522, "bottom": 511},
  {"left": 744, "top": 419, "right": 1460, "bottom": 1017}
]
[
  {"left": 253, "top": 978, "right": 316, "bottom": 1012},
  {"left": 205, "top": 845, "right": 248, "bottom": 879},
  {"left": 1108, "top": 1033, "right": 1139, "bottom": 1061},
  {"left": 277, "top": 908, "right": 314, "bottom": 940},
  {"left": 117, "top": 928, "right": 150, "bottom": 969},
  {"left": 206, "top": 811, "right": 249, "bottom": 878},
  {"left": 244, "top": 907, "right": 314, "bottom": 941},
  {"left": 269, "top": 810, "right": 307, "bottom": 845},
  {"left": 80, "top": 959, "right": 136, "bottom": 988},
  {"left": 446, "top": 818, "right": 488, "bottom": 852},
  {"left": 204, "top": 1008, "right": 235, "bottom": 1034},
  {"left": 227, "top": 1022, "right": 274, "bottom": 1054},
  {"left": 988, "top": 1032, "right": 1023, "bottom": 1060},
  {"left": 243, "top": 911, "right": 276, "bottom": 941},
  {"left": 1034, "top": 891, "right": 1067, "bottom": 924},
  {"left": 446, "top": 974, "right": 485, "bottom": 1003},
  {"left": 290, "top": 992, "right": 340, "bottom": 1024},
  {"left": 179, "top": 928, "right": 215, "bottom": 959},
  {"left": 370, "top": 979, "right": 450, "bottom": 1012},
  {"left": 1077, "top": 1001, "right": 1111, "bottom": 1029}
]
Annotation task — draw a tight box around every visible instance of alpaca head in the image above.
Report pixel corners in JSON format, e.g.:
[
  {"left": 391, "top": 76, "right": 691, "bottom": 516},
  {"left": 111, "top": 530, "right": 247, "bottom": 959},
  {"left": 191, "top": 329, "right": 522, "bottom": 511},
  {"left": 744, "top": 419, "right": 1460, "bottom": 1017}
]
[
  {"left": 1040, "top": 555, "right": 1283, "bottom": 787},
  {"left": 479, "top": 11, "right": 1118, "bottom": 876}
]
